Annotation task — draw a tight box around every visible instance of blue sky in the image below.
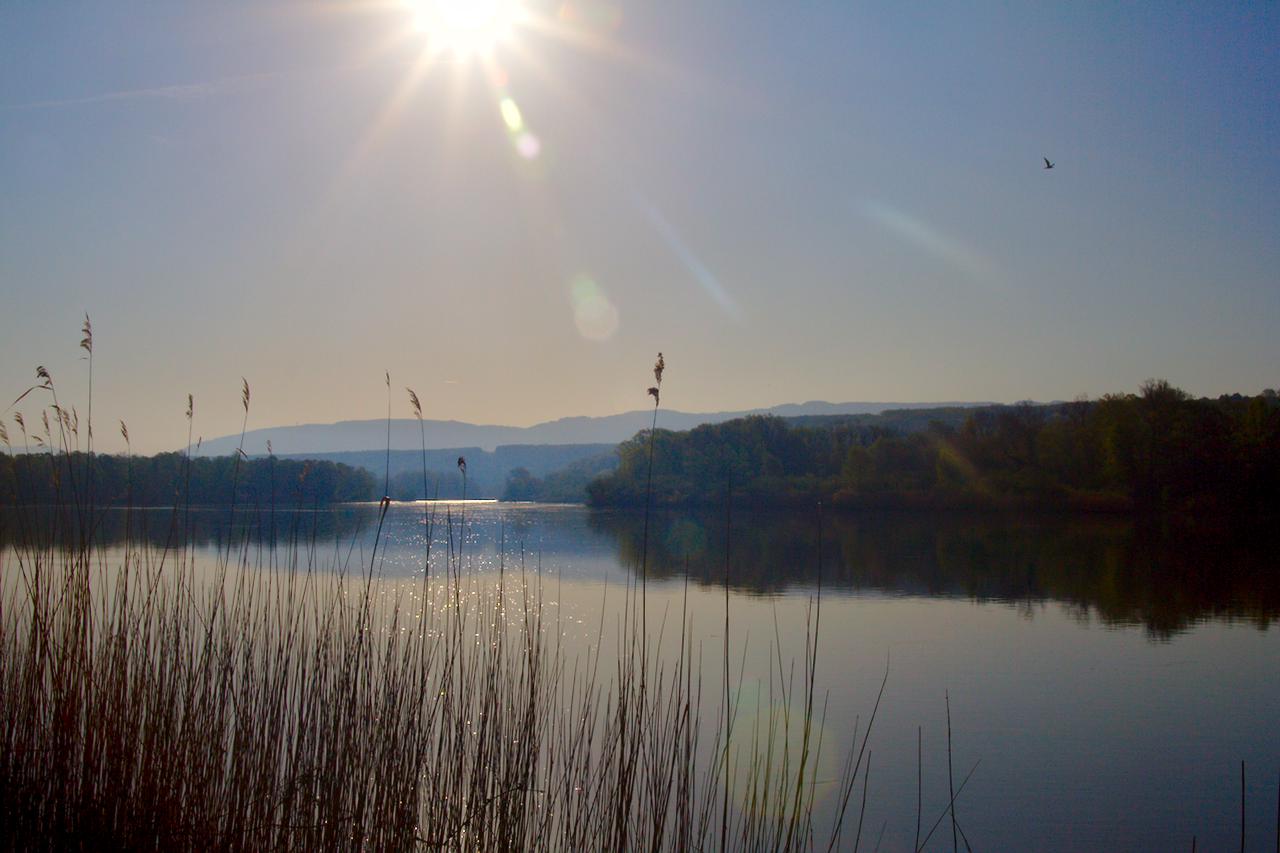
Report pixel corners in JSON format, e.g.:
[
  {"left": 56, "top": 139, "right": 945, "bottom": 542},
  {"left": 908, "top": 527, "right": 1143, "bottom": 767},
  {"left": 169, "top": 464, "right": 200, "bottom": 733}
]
[{"left": 2, "top": 1, "right": 1278, "bottom": 452}]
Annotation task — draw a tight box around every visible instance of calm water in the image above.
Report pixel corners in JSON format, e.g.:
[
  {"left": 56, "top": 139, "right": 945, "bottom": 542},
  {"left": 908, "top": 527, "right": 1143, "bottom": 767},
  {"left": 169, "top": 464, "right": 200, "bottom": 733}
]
[{"left": 4, "top": 502, "right": 1278, "bottom": 851}]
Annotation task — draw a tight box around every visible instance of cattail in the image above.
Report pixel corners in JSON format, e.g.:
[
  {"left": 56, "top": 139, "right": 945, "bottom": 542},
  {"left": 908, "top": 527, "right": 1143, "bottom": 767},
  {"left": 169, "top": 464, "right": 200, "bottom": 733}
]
[
  {"left": 80, "top": 313, "right": 93, "bottom": 354},
  {"left": 241, "top": 378, "right": 250, "bottom": 413},
  {"left": 407, "top": 388, "right": 422, "bottom": 420}
]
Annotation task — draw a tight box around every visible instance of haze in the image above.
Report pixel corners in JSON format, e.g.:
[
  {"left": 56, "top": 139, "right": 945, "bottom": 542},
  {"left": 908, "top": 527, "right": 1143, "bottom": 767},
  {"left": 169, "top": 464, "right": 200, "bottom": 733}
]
[{"left": 2, "top": 1, "right": 1278, "bottom": 454}]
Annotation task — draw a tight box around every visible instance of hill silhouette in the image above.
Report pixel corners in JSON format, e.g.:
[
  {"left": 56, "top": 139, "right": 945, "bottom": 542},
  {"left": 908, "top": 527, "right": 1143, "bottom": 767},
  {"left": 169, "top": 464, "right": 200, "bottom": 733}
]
[{"left": 192, "top": 400, "right": 990, "bottom": 457}]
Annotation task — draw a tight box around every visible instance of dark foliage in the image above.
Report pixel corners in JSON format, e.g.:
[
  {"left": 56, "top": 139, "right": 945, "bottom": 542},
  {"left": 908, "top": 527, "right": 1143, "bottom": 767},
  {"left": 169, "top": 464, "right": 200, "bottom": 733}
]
[
  {"left": 278, "top": 444, "right": 616, "bottom": 500},
  {"left": 587, "top": 383, "right": 1280, "bottom": 515},
  {"left": 0, "top": 451, "right": 376, "bottom": 507},
  {"left": 502, "top": 452, "right": 619, "bottom": 502}
]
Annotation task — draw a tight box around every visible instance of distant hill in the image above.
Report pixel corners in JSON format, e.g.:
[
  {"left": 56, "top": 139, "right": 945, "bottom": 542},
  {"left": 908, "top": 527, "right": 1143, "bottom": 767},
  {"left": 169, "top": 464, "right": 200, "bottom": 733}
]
[
  {"left": 192, "top": 401, "right": 991, "bottom": 458},
  {"left": 783, "top": 405, "right": 998, "bottom": 434},
  {"left": 277, "top": 444, "right": 617, "bottom": 500}
]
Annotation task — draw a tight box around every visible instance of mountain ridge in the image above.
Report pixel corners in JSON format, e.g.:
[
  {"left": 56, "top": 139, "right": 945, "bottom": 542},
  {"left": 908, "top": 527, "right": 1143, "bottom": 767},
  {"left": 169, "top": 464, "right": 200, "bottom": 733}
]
[{"left": 192, "top": 400, "right": 994, "bottom": 457}]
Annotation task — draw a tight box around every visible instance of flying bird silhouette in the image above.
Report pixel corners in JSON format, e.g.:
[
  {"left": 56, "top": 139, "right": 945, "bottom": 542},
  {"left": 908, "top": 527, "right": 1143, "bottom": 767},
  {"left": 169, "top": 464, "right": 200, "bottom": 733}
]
[{"left": 1043, "top": 157, "right": 1055, "bottom": 170}]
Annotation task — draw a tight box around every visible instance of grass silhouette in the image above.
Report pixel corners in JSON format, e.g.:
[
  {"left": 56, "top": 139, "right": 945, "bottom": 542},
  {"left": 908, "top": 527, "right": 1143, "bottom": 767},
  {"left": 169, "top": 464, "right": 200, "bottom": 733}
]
[{"left": 0, "top": 335, "right": 875, "bottom": 851}]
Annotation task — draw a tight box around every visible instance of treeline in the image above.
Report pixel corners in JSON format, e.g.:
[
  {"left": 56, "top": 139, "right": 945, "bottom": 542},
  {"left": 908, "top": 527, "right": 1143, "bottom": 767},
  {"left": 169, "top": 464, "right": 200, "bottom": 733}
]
[
  {"left": 0, "top": 452, "right": 376, "bottom": 507},
  {"left": 265, "top": 444, "right": 616, "bottom": 500},
  {"left": 503, "top": 453, "right": 619, "bottom": 502},
  {"left": 586, "top": 382, "right": 1280, "bottom": 515}
]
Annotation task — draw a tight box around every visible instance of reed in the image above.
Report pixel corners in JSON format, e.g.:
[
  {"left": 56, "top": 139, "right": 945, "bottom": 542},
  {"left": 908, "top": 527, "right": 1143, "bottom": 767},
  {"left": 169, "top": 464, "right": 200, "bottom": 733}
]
[{"left": 0, "top": 342, "right": 876, "bottom": 851}]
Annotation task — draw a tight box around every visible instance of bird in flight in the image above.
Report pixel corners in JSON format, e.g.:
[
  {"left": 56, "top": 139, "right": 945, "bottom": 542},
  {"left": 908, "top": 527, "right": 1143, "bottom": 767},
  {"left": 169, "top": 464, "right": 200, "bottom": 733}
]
[{"left": 1043, "top": 157, "right": 1055, "bottom": 170}]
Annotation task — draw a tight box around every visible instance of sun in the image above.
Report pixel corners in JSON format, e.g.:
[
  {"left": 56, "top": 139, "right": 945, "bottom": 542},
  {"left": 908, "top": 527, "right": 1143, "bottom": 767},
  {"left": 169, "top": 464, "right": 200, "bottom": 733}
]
[{"left": 405, "top": 0, "right": 526, "bottom": 58}]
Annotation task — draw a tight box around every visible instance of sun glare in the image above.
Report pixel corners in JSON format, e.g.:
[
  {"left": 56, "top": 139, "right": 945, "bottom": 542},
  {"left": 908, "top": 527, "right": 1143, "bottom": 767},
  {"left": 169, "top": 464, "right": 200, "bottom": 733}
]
[{"left": 406, "top": 0, "right": 525, "bottom": 57}]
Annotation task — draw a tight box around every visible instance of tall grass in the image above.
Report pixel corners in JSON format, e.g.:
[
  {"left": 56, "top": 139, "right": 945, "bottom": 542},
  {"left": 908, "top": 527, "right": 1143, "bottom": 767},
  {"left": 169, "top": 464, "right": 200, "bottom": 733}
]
[
  {"left": 0, "top": 348, "right": 875, "bottom": 851},
  {"left": 0, "top": 501, "right": 867, "bottom": 851}
]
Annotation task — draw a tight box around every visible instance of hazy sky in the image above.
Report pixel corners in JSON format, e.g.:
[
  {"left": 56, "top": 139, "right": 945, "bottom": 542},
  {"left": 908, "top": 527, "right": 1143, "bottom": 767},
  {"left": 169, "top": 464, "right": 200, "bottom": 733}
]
[{"left": 3, "top": 1, "right": 1278, "bottom": 453}]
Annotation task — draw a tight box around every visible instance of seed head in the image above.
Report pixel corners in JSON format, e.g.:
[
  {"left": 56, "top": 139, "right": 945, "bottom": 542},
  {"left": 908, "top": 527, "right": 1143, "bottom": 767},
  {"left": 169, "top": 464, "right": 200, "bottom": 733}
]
[
  {"left": 653, "top": 352, "right": 665, "bottom": 386},
  {"left": 119, "top": 420, "right": 129, "bottom": 446},
  {"left": 186, "top": 394, "right": 194, "bottom": 421},
  {"left": 647, "top": 386, "right": 660, "bottom": 405},
  {"left": 457, "top": 456, "right": 467, "bottom": 475},
  {"left": 407, "top": 388, "right": 422, "bottom": 420},
  {"left": 241, "top": 378, "right": 250, "bottom": 413},
  {"left": 80, "top": 314, "right": 93, "bottom": 355}
]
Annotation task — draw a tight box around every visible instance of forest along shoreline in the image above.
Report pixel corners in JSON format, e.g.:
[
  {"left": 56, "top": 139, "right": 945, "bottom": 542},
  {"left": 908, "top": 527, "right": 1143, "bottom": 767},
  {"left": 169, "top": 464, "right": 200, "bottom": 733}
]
[
  {"left": 5, "top": 380, "right": 1278, "bottom": 520},
  {"left": 583, "top": 381, "right": 1280, "bottom": 519}
]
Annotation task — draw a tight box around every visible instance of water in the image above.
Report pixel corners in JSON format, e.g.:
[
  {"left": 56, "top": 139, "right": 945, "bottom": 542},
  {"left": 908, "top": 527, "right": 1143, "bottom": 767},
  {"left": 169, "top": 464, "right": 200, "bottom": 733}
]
[{"left": 4, "top": 502, "right": 1278, "bottom": 851}]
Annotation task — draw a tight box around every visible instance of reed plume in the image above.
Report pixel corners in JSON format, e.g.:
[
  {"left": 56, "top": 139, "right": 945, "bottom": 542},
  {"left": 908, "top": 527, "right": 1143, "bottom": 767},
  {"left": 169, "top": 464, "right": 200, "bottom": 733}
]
[
  {"left": 384, "top": 370, "right": 392, "bottom": 498},
  {"left": 0, "top": 330, "right": 874, "bottom": 853},
  {"left": 81, "top": 313, "right": 93, "bottom": 449},
  {"left": 407, "top": 386, "right": 434, "bottom": 575}
]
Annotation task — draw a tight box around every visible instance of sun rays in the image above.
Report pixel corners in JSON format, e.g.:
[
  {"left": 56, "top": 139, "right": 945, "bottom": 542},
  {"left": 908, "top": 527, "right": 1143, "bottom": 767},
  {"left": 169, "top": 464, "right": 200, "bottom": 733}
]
[{"left": 292, "top": 0, "right": 742, "bottom": 343}]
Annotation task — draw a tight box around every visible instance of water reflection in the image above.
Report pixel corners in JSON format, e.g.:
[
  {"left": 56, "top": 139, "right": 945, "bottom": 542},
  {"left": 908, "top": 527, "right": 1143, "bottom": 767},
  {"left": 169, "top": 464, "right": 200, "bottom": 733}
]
[
  {"left": 593, "top": 509, "right": 1280, "bottom": 639},
  {"left": 0, "top": 504, "right": 375, "bottom": 550},
  {"left": 5, "top": 502, "right": 1275, "bottom": 850},
  {"left": 4, "top": 504, "right": 1276, "bottom": 639}
]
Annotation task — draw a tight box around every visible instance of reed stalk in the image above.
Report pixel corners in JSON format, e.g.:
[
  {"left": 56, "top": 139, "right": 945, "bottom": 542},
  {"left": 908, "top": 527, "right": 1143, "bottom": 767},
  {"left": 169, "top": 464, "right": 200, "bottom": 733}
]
[{"left": 0, "top": 336, "right": 878, "bottom": 852}]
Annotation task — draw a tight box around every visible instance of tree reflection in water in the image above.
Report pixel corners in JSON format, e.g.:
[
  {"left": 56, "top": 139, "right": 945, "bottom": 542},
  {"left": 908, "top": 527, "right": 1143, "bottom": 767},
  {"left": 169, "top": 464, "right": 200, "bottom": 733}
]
[{"left": 589, "top": 509, "right": 1280, "bottom": 640}]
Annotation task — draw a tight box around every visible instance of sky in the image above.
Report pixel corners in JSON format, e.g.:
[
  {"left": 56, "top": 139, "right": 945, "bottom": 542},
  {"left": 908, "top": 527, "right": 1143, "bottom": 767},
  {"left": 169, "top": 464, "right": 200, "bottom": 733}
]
[{"left": 2, "top": 1, "right": 1278, "bottom": 454}]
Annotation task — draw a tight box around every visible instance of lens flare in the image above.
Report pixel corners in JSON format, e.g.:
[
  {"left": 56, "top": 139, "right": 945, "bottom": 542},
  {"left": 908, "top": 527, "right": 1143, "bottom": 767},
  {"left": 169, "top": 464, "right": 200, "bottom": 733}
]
[
  {"left": 499, "top": 97, "right": 524, "bottom": 132},
  {"left": 569, "top": 276, "right": 619, "bottom": 341},
  {"left": 626, "top": 185, "right": 741, "bottom": 320},
  {"left": 858, "top": 199, "right": 996, "bottom": 283},
  {"left": 495, "top": 89, "right": 541, "bottom": 160},
  {"left": 515, "top": 131, "right": 541, "bottom": 159}
]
